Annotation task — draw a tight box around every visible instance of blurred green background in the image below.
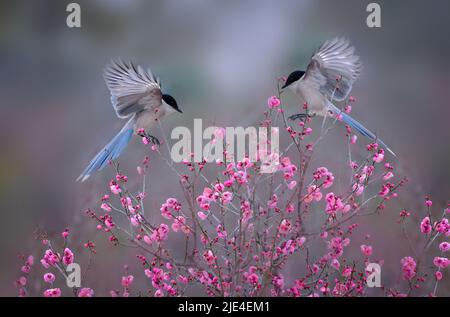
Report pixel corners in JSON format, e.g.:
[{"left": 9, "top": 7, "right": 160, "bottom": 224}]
[{"left": 0, "top": 0, "right": 449, "bottom": 296}]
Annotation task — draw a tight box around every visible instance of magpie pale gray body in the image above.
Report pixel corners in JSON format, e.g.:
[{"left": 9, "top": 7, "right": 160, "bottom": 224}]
[
  {"left": 282, "top": 38, "right": 395, "bottom": 156},
  {"left": 77, "top": 60, "right": 182, "bottom": 182}
]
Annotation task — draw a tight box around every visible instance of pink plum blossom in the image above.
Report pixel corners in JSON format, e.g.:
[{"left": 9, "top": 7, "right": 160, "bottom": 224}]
[
  {"left": 43, "top": 288, "right": 61, "bottom": 297},
  {"left": 360, "top": 244, "right": 373, "bottom": 257},
  {"left": 439, "top": 242, "right": 450, "bottom": 252},
  {"left": 401, "top": 257, "right": 417, "bottom": 281},
  {"left": 420, "top": 217, "right": 432, "bottom": 234},
  {"left": 78, "top": 288, "right": 94, "bottom": 297},
  {"left": 43, "top": 273, "right": 55, "bottom": 283},
  {"left": 433, "top": 257, "right": 449, "bottom": 269},
  {"left": 267, "top": 96, "right": 281, "bottom": 109}
]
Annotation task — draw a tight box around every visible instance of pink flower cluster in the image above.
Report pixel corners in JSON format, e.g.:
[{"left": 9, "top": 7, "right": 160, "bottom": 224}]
[
  {"left": 62, "top": 248, "right": 74, "bottom": 265},
  {"left": 280, "top": 157, "right": 297, "bottom": 180},
  {"left": 279, "top": 219, "right": 292, "bottom": 234},
  {"left": 196, "top": 184, "right": 233, "bottom": 211},
  {"left": 43, "top": 272, "right": 55, "bottom": 283},
  {"left": 401, "top": 256, "right": 417, "bottom": 281},
  {"left": 143, "top": 224, "right": 170, "bottom": 245},
  {"left": 420, "top": 217, "right": 432, "bottom": 234},
  {"left": 160, "top": 198, "right": 190, "bottom": 233},
  {"left": 15, "top": 255, "right": 34, "bottom": 297},
  {"left": 360, "top": 244, "right": 373, "bottom": 257},
  {"left": 436, "top": 218, "right": 449, "bottom": 235},
  {"left": 15, "top": 88, "right": 450, "bottom": 297},
  {"left": 243, "top": 266, "right": 260, "bottom": 286},
  {"left": 43, "top": 288, "right": 61, "bottom": 297},
  {"left": 267, "top": 96, "right": 281, "bottom": 109},
  {"left": 78, "top": 288, "right": 95, "bottom": 297},
  {"left": 433, "top": 257, "right": 449, "bottom": 269},
  {"left": 41, "top": 249, "right": 60, "bottom": 268},
  {"left": 304, "top": 185, "right": 323, "bottom": 203},
  {"left": 144, "top": 266, "right": 178, "bottom": 296},
  {"left": 313, "top": 167, "right": 334, "bottom": 188},
  {"left": 327, "top": 237, "right": 351, "bottom": 259},
  {"left": 325, "top": 193, "right": 351, "bottom": 216},
  {"left": 160, "top": 198, "right": 182, "bottom": 219}
]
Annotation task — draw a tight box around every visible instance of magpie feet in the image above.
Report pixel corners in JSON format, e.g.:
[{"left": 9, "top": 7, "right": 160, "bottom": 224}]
[
  {"left": 147, "top": 134, "right": 160, "bottom": 146},
  {"left": 139, "top": 132, "right": 160, "bottom": 146},
  {"left": 288, "top": 113, "right": 312, "bottom": 121}
]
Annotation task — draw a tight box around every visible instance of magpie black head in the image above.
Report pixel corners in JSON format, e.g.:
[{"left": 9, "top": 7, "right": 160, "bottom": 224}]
[
  {"left": 281, "top": 70, "right": 305, "bottom": 89},
  {"left": 162, "top": 94, "right": 182, "bottom": 113}
]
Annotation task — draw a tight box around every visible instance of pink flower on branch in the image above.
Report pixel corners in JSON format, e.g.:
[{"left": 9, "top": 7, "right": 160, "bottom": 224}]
[
  {"left": 78, "top": 288, "right": 94, "bottom": 297},
  {"left": 43, "top": 273, "right": 55, "bottom": 283},
  {"left": 433, "top": 257, "right": 449, "bottom": 269},
  {"left": 401, "top": 256, "right": 417, "bottom": 281},
  {"left": 360, "top": 244, "right": 373, "bottom": 257},
  {"left": 267, "top": 96, "right": 281, "bottom": 109},
  {"left": 43, "top": 288, "right": 61, "bottom": 297},
  {"left": 17, "top": 82, "right": 450, "bottom": 297},
  {"left": 420, "top": 217, "right": 432, "bottom": 234}
]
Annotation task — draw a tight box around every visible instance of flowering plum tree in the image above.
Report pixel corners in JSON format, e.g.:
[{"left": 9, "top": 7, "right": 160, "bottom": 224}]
[{"left": 15, "top": 79, "right": 449, "bottom": 297}]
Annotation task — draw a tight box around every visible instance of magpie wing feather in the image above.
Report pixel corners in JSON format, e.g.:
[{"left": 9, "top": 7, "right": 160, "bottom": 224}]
[{"left": 103, "top": 59, "right": 162, "bottom": 118}]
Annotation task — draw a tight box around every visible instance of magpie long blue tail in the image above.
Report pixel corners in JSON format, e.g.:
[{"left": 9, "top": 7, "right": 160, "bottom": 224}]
[
  {"left": 77, "top": 119, "right": 134, "bottom": 182},
  {"left": 326, "top": 101, "right": 396, "bottom": 156}
]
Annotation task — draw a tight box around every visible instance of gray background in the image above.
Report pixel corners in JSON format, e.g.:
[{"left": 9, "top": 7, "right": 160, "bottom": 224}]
[{"left": 0, "top": 0, "right": 449, "bottom": 295}]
